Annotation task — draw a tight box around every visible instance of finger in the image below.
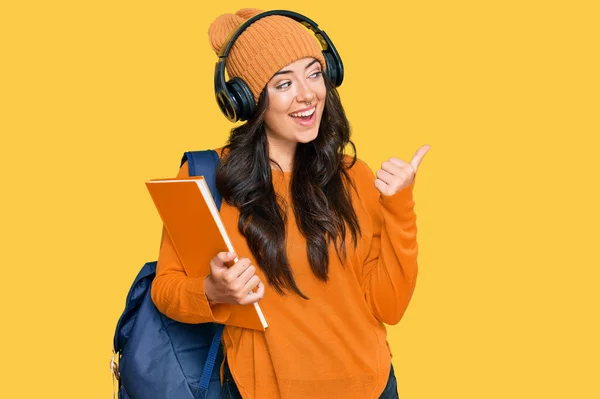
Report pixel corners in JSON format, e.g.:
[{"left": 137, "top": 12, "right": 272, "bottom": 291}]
[
  {"left": 240, "top": 279, "right": 265, "bottom": 305},
  {"left": 241, "top": 275, "right": 260, "bottom": 297},
  {"left": 388, "top": 157, "right": 410, "bottom": 169},
  {"left": 375, "top": 168, "right": 395, "bottom": 184},
  {"left": 255, "top": 280, "right": 265, "bottom": 298},
  {"left": 225, "top": 258, "right": 251, "bottom": 281},
  {"left": 410, "top": 145, "right": 431, "bottom": 172},
  {"left": 237, "top": 264, "right": 257, "bottom": 285},
  {"left": 380, "top": 160, "right": 402, "bottom": 175},
  {"left": 374, "top": 179, "right": 390, "bottom": 195},
  {"left": 387, "top": 158, "right": 416, "bottom": 182}
]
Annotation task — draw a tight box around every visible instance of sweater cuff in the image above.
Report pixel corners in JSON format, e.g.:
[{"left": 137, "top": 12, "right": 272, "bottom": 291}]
[
  {"left": 380, "top": 181, "right": 415, "bottom": 212},
  {"left": 187, "top": 277, "right": 232, "bottom": 323}
]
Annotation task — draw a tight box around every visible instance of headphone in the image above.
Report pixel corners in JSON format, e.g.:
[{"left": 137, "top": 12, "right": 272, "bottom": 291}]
[{"left": 214, "top": 10, "right": 344, "bottom": 122}]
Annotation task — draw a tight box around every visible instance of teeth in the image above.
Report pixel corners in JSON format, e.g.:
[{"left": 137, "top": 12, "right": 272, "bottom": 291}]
[{"left": 290, "top": 107, "right": 316, "bottom": 118}]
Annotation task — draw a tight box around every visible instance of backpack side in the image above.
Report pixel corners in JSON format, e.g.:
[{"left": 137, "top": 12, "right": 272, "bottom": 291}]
[{"left": 113, "top": 150, "right": 225, "bottom": 399}]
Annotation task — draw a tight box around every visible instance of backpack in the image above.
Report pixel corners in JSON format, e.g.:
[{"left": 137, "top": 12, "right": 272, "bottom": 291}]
[{"left": 112, "top": 150, "right": 225, "bottom": 399}]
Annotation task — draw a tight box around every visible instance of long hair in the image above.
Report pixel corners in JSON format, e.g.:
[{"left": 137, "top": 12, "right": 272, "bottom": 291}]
[{"left": 215, "top": 77, "right": 361, "bottom": 299}]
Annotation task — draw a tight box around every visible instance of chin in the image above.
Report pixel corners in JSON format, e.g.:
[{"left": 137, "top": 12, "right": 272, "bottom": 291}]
[{"left": 297, "top": 126, "right": 320, "bottom": 143}]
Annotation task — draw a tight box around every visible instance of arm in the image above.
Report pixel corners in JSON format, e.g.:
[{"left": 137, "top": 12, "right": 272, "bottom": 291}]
[
  {"left": 359, "top": 163, "right": 419, "bottom": 325},
  {"left": 150, "top": 161, "right": 231, "bottom": 324}
]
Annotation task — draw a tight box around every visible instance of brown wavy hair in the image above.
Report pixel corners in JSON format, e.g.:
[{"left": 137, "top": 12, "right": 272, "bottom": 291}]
[{"left": 216, "top": 77, "right": 361, "bottom": 299}]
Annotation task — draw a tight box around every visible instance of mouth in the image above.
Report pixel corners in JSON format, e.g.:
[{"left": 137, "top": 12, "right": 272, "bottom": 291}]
[{"left": 289, "top": 105, "right": 317, "bottom": 127}]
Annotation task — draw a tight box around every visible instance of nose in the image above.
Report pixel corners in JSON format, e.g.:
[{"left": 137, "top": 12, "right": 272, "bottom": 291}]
[{"left": 296, "top": 80, "right": 316, "bottom": 105}]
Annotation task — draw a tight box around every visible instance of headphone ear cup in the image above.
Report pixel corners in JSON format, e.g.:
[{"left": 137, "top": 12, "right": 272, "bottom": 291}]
[
  {"left": 323, "top": 51, "right": 343, "bottom": 87},
  {"left": 227, "top": 78, "right": 256, "bottom": 122},
  {"left": 215, "top": 88, "right": 238, "bottom": 122}
]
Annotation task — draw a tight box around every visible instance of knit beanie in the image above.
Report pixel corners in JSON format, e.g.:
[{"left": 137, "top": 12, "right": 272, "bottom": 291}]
[{"left": 208, "top": 8, "right": 327, "bottom": 102}]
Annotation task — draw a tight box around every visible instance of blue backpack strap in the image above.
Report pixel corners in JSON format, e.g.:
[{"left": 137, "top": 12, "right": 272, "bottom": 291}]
[
  {"left": 180, "top": 149, "right": 225, "bottom": 396},
  {"left": 198, "top": 324, "right": 225, "bottom": 397},
  {"left": 181, "top": 150, "right": 222, "bottom": 210}
]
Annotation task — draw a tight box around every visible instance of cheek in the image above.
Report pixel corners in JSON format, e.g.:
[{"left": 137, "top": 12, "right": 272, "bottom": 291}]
[
  {"left": 265, "top": 92, "right": 294, "bottom": 125},
  {"left": 317, "top": 83, "right": 327, "bottom": 100},
  {"left": 315, "top": 84, "right": 327, "bottom": 116},
  {"left": 264, "top": 110, "right": 285, "bottom": 135},
  {"left": 310, "top": 79, "right": 327, "bottom": 101},
  {"left": 269, "top": 90, "right": 295, "bottom": 110}
]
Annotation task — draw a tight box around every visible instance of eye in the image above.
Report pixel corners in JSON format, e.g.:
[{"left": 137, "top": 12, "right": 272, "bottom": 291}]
[
  {"left": 275, "top": 81, "right": 291, "bottom": 90},
  {"left": 309, "top": 71, "right": 323, "bottom": 79}
]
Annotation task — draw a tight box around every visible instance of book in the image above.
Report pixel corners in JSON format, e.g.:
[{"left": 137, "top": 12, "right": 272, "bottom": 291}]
[{"left": 145, "top": 176, "right": 268, "bottom": 331}]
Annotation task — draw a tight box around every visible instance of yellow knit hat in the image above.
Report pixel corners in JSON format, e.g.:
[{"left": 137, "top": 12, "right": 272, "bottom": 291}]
[{"left": 208, "top": 8, "right": 327, "bottom": 102}]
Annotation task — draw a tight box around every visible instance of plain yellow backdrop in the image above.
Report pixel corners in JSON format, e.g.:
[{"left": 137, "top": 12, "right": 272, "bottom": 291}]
[{"left": 1, "top": 0, "right": 598, "bottom": 398}]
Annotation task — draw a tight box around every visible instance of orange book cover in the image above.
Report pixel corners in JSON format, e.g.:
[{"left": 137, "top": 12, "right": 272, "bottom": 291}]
[{"left": 145, "top": 176, "right": 268, "bottom": 331}]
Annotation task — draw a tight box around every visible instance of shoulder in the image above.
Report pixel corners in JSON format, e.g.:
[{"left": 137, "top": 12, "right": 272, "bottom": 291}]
[
  {"left": 344, "top": 155, "right": 376, "bottom": 185},
  {"left": 342, "top": 155, "right": 381, "bottom": 205},
  {"left": 341, "top": 155, "right": 382, "bottom": 217}
]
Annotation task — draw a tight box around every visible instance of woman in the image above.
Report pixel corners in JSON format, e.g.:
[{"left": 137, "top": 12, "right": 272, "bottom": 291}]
[{"left": 151, "top": 8, "right": 429, "bottom": 399}]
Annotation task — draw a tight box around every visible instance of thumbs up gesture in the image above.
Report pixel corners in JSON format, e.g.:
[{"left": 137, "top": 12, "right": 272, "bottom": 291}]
[{"left": 375, "top": 145, "right": 430, "bottom": 196}]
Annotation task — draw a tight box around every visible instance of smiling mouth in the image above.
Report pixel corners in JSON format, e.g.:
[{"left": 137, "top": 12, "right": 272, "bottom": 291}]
[
  {"left": 289, "top": 106, "right": 317, "bottom": 127},
  {"left": 289, "top": 106, "right": 316, "bottom": 119}
]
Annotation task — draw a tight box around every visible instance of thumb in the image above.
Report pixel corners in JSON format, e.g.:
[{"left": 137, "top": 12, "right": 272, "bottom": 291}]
[
  {"left": 211, "top": 251, "right": 237, "bottom": 271},
  {"left": 410, "top": 145, "right": 431, "bottom": 173}
]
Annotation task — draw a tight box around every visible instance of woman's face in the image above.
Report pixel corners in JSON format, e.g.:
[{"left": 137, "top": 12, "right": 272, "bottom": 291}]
[{"left": 263, "top": 57, "right": 327, "bottom": 148}]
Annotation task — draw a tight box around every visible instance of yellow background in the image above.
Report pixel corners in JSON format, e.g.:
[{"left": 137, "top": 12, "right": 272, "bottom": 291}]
[{"left": 1, "top": 0, "right": 598, "bottom": 398}]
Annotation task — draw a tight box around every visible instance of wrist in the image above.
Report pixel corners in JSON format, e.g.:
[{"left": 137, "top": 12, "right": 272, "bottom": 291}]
[{"left": 204, "top": 276, "right": 221, "bottom": 306}]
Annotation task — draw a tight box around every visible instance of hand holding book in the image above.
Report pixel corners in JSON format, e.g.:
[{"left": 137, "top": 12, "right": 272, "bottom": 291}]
[
  {"left": 205, "top": 251, "right": 265, "bottom": 306},
  {"left": 146, "top": 176, "right": 268, "bottom": 330}
]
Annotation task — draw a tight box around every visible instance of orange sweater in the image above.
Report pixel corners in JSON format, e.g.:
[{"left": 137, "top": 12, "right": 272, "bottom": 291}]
[{"left": 151, "top": 153, "right": 419, "bottom": 399}]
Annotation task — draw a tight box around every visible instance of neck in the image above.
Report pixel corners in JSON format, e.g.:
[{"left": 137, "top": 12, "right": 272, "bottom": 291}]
[{"left": 266, "top": 135, "right": 297, "bottom": 172}]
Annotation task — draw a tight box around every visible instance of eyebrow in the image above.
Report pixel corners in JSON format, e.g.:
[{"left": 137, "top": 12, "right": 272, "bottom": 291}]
[{"left": 272, "top": 59, "right": 320, "bottom": 77}]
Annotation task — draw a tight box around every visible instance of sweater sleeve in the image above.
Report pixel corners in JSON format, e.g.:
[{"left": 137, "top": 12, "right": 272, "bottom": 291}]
[
  {"left": 150, "top": 161, "right": 231, "bottom": 324},
  {"left": 357, "top": 161, "right": 419, "bottom": 325}
]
